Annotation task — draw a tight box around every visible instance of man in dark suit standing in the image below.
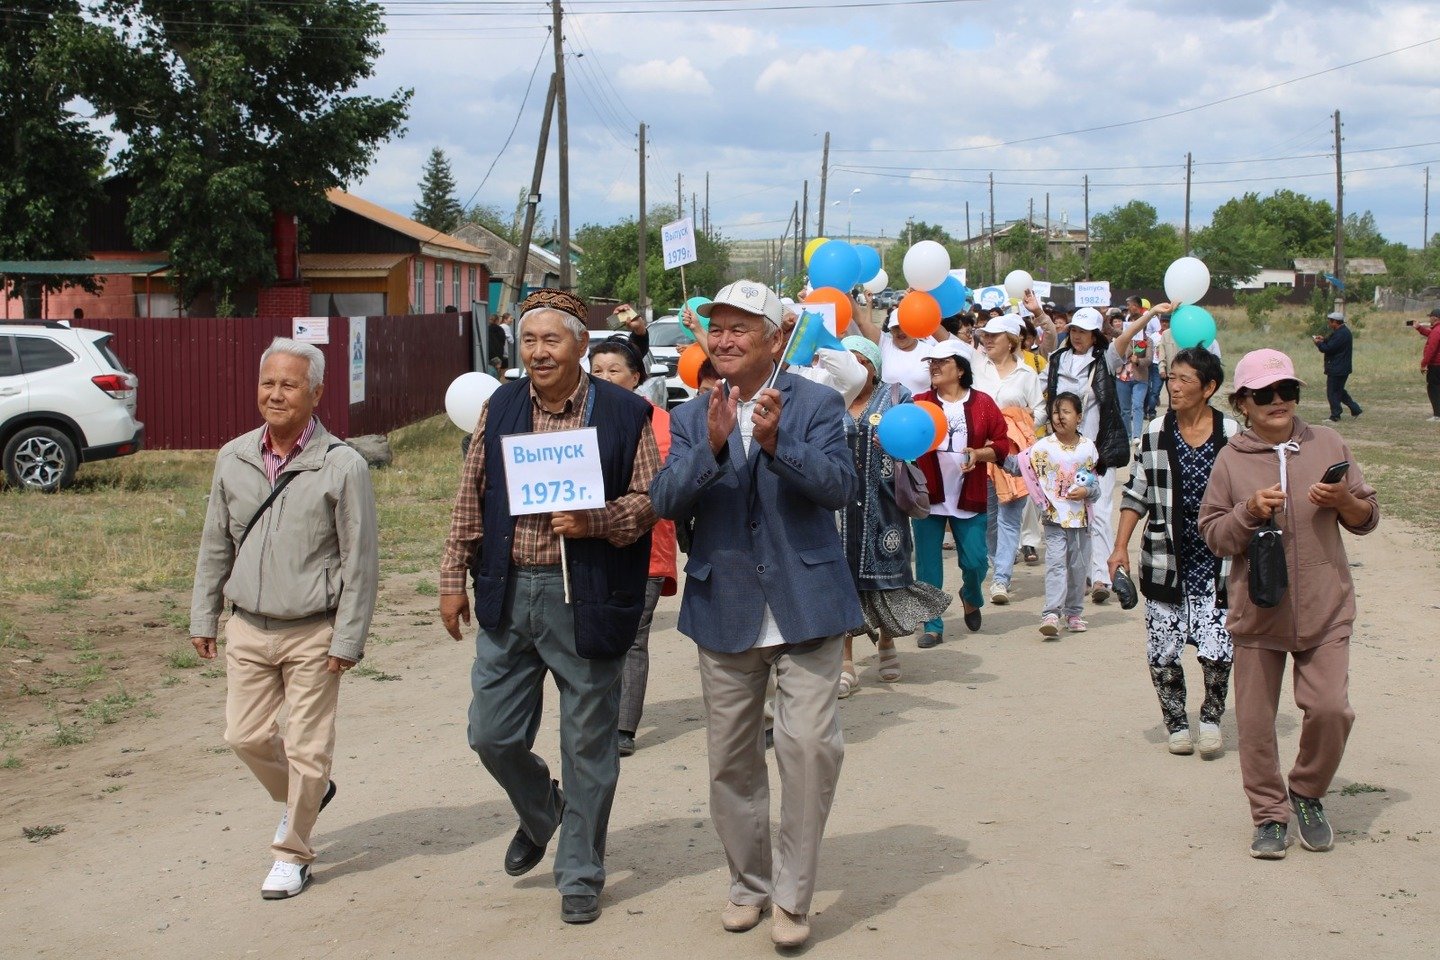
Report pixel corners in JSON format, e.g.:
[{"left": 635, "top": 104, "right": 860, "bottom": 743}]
[
  {"left": 1314, "top": 310, "right": 1362, "bottom": 422},
  {"left": 650, "top": 280, "right": 861, "bottom": 949}
]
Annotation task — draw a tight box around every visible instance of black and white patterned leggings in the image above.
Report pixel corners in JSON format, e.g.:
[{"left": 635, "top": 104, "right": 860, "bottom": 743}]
[{"left": 1144, "top": 589, "right": 1234, "bottom": 734}]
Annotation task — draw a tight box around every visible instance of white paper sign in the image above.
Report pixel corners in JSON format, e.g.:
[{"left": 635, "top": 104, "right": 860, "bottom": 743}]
[
  {"left": 1031, "top": 280, "right": 1052, "bottom": 299},
  {"left": 661, "top": 217, "right": 698, "bottom": 270},
  {"left": 292, "top": 317, "right": 330, "bottom": 345},
  {"left": 501, "top": 427, "right": 607, "bottom": 516},
  {"left": 349, "top": 316, "right": 366, "bottom": 404},
  {"left": 800, "top": 301, "right": 839, "bottom": 336},
  {"left": 949, "top": 268, "right": 968, "bottom": 286},
  {"left": 1074, "top": 281, "right": 1112, "bottom": 308},
  {"left": 974, "top": 285, "right": 1008, "bottom": 310}
]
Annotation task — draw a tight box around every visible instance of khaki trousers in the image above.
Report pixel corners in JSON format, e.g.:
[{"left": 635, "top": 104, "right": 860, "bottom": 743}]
[
  {"left": 224, "top": 611, "right": 340, "bottom": 865},
  {"left": 698, "top": 636, "right": 844, "bottom": 916},
  {"left": 1233, "top": 637, "right": 1355, "bottom": 826}
]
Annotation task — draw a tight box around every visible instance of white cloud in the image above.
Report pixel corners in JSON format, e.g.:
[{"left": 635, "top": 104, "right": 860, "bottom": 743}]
[{"left": 616, "top": 57, "right": 713, "bottom": 97}]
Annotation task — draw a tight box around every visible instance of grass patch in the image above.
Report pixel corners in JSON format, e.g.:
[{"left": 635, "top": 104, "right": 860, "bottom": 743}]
[
  {"left": 1340, "top": 782, "right": 1386, "bottom": 796},
  {"left": 83, "top": 688, "right": 144, "bottom": 725},
  {"left": 165, "top": 649, "right": 202, "bottom": 670},
  {"left": 22, "top": 824, "right": 65, "bottom": 842},
  {"left": 415, "top": 580, "right": 438, "bottom": 597},
  {"left": 101, "top": 784, "right": 123, "bottom": 793},
  {"left": 199, "top": 666, "right": 225, "bottom": 679},
  {"left": 44, "top": 663, "right": 105, "bottom": 690},
  {"left": 0, "top": 614, "right": 33, "bottom": 651},
  {"left": 47, "top": 719, "right": 91, "bottom": 747},
  {"left": 2, "top": 755, "right": 21, "bottom": 769},
  {"left": 351, "top": 662, "right": 401, "bottom": 682},
  {"left": 160, "top": 674, "right": 181, "bottom": 687}
]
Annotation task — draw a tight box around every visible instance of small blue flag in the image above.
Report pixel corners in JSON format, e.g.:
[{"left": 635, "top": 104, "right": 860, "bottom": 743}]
[
  {"left": 1321, "top": 271, "right": 1346, "bottom": 291},
  {"left": 783, "top": 309, "right": 845, "bottom": 367}
]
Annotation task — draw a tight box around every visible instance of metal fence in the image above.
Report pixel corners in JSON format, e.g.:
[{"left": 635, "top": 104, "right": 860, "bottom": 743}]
[{"left": 81, "top": 313, "right": 471, "bottom": 449}]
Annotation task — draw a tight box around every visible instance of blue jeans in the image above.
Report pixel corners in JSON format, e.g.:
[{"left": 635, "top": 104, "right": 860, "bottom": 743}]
[
  {"left": 913, "top": 512, "right": 988, "bottom": 636},
  {"left": 1116, "top": 377, "right": 1148, "bottom": 440},
  {"left": 985, "top": 485, "right": 1027, "bottom": 588},
  {"left": 1145, "top": 364, "right": 1162, "bottom": 418}
]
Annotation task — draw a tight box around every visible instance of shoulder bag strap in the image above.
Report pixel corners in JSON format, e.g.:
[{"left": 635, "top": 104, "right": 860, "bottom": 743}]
[{"left": 237, "top": 442, "right": 344, "bottom": 551}]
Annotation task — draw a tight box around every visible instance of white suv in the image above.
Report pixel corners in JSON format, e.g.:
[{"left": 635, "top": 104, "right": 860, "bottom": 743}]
[{"left": 0, "top": 322, "right": 144, "bottom": 491}]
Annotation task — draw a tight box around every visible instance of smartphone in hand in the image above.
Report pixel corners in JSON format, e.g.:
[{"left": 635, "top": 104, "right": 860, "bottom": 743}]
[{"left": 1319, "top": 461, "right": 1349, "bottom": 485}]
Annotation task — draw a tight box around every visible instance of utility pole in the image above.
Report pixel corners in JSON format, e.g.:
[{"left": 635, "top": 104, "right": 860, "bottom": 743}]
[
  {"left": 1044, "top": 192, "right": 1051, "bottom": 279},
  {"left": 965, "top": 202, "right": 972, "bottom": 281},
  {"left": 817, "top": 131, "right": 831, "bottom": 237},
  {"left": 517, "top": 74, "right": 558, "bottom": 303},
  {"left": 791, "top": 202, "right": 800, "bottom": 280},
  {"left": 704, "top": 172, "right": 710, "bottom": 237},
  {"left": 691, "top": 192, "right": 697, "bottom": 227},
  {"left": 676, "top": 172, "right": 682, "bottom": 216},
  {"left": 1333, "top": 109, "right": 1345, "bottom": 310},
  {"left": 801, "top": 179, "right": 809, "bottom": 259},
  {"left": 1028, "top": 196, "right": 1035, "bottom": 268},
  {"left": 988, "top": 172, "right": 996, "bottom": 283},
  {"left": 1425, "top": 167, "right": 1431, "bottom": 250},
  {"left": 551, "top": 0, "right": 572, "bottom": 290},
  {"left": 1183, "top": 152, "right": 1193, "bottom": 253},
  {"left": 637, "top": 122, "right": 647, "bottom": 316},
  {"left": 1083, "top": 174, "right": 1091, "bottom": 280}
]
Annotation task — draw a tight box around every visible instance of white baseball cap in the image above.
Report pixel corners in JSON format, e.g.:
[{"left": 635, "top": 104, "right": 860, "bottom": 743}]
[
  {"left": 979, "top": 315, "right": 1023, "bottom": 337},
  {"left": 1069, "top": 307, "right": 1104, "bottom": 331},
  {"left": 920, "top": 338, "right": 975, "bottom": 364},
  {"left": 698, "top": 280, "right": 783, "bottom": 328}
]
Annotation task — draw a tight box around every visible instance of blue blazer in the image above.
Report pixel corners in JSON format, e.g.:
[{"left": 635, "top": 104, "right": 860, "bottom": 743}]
[{"left": 649, "top": 370, "right": 863, "bottom": 653}]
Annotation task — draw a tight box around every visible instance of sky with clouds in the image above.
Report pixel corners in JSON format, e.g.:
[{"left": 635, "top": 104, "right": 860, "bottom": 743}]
[{"left": 349, "top": 0, "right": 1440, "bottom": 251}]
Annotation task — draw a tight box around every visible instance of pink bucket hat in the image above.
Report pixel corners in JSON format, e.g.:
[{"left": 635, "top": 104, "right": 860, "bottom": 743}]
[{"left": 1234, "top": 348, "right": 1306, "bottom": 391}]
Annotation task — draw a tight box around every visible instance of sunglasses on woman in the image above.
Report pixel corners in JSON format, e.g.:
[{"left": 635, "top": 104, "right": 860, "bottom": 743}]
[{"left": 1246, "top": 381, "right": 1301, "bottom": 405}]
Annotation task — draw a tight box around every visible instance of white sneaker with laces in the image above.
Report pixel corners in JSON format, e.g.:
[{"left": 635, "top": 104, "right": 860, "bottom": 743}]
[
  {"left": 1168, "top": 729, "right": 1195, "bottom": 756},
  {"left": 260, "top": 860, "right": 311, "bottom": 900},
  {"left": 990, "top": 582, "right": 1010, "bottom": 605}
]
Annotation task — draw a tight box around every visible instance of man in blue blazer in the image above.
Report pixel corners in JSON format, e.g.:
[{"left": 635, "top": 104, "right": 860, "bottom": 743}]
[
  {"left": 650, "top": 280, "right": 861, "bottom": 949},
  {"left": 1313, "top": 310, "right": 1362, "bottom": 422}
]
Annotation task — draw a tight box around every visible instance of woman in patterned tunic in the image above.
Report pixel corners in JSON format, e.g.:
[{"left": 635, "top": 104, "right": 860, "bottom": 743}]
[
  {"left": 1108, "top": 348, "right": 1239, "bottom": 758},
  {"left": 835, "top": 337, "right": 952, "bottom": 697}
]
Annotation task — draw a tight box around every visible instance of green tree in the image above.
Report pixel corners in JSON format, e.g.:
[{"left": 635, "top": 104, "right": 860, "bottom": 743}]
[
  {"left": 1193, "top": 193, "right": 1286, "bottom": 289},
  {"left": 414, "top": 147, "right": 462, "bottom": 231},
  {"left": 78, "top": 0, "right": 411, "bottom": 312},
  {"left": 1343, "top": 211, "right": 1386, "bottom": 258},
  {"left": 576, "top": 205, "right": 730, "bottom": 311},
  {"left": 1088, "top": 201, "right": 1183, "bottom": 288},
  {"left": 0, "top": 2, "right": 107, "bottom": 317}
]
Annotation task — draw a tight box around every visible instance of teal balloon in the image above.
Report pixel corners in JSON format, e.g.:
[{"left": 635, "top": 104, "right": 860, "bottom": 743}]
[
  {"left": 854, "top": 245, "right": 882, "bottom": 284},
  {"left": 679, "top": 296, "right": 712, "bottom": 340},
  {"left": 877, "top": 404, "right": 934, "bottom": 461},
  {"left": 1171, "top": 304, "right": 1217, "bottom": 349},
  {"left": 930, "top": 276, "right": 967, "bottom": 317},
  {"left": 809, "top": 240, "right": 863, "bottom": 291}
]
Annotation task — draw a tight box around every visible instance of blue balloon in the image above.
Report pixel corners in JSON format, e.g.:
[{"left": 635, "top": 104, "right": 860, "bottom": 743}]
[
  {"left": 854, "top": 245, "right": 882, "bottom": 284},
  {"left": 930, "top": 275, "right": 968, "bottom": 317},
  {"left": 877, "top": 404, "right": 934, "bottom": 461},
  {"left": 808, "top": 240, "right": 863, "bottom": 292}
]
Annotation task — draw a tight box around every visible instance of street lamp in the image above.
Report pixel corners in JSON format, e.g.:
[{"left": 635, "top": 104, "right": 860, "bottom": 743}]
[{"left": 834, "top": 188, "right": 861, "bottom": 241}]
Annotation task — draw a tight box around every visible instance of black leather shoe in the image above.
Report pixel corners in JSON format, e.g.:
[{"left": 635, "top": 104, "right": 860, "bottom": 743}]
[
  {"left": 504, "top": 783, "right": 564, "bottom": 876},
  {"left": 561, "top": 893, "right": 601, "bottom": 924},
  {"left": 964, "top": 608, "right": 982, "bottom": 631}
]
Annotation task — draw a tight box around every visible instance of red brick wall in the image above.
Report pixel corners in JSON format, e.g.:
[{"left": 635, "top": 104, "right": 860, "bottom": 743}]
[{"left": 258, "top": 284, "right": 312, "bottom": 319}]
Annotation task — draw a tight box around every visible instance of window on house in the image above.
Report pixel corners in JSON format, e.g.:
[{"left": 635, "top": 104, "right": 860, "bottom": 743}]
[
  {"left": 468, "top": 266, "right": 477, "bottom": 306},
  {"left": 453, "top": 264, "right": 461, "bottom": 308},
  {"left": 435, "top": 263, "right": 445, "bottom": 311},
  {"left": 414, "top": 260, "right": 425, "bottom": 312}
]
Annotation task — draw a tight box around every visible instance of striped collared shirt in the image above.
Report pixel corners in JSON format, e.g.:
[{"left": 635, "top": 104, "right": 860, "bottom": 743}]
[
  {"left": 440, "top": 375, "right": 660, "bottom": 595},
  {"left": 260, "top": 417, "right": 317, "bottom": 487}
]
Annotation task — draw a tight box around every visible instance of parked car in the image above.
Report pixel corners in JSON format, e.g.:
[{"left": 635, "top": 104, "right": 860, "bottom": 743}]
[
  {"left": 0, "top": 322, "right": 144, "bottom": 492},
  {"left": 502, "top": 329, "right": 676, "bottom": 407},
  {"left": 645, "top": 316, "right": 698, "bottom": 408}
]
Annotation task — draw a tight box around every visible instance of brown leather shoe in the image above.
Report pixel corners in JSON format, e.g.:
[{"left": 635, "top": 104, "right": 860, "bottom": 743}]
[
  {"left": 771, "top": 907, "right": 811, "bottom": 947},
  {"left": 722, "top": 900, "right": 766, "bottom": 932}
]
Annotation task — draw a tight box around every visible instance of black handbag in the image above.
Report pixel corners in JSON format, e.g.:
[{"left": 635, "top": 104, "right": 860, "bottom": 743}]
[{"left": 1248, "top": 517, "right": 1288, "bottom": 608}]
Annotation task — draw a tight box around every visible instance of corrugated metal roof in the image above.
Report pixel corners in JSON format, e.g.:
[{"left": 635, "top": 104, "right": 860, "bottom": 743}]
[
  {"left": 0, "top": 259, "right": 170, "bottom": 275},
  {"left": 300, "top": 252, "right": 408, "bottom": 276},
  {"left": 325, "top": 189, "right": 487, "bottom": 256}
]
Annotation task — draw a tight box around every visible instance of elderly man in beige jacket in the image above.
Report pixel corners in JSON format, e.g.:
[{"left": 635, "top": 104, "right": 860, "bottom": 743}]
[{"left": 190, "top": 337, "right": 378, "bottom": 900}]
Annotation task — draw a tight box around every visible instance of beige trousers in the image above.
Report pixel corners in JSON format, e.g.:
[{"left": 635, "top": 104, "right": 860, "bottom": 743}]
[
  {"left": 224, "top": 611, "right": 340, "bottom": 865},
  {"left": 698, "top": 636, "right": 844, "bottom": 916}
]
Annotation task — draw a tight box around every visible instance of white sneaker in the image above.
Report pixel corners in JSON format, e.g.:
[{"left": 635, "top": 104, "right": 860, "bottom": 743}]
[
  {"left": 1429, "top": 416, "right": 1440, "bottom": 423},
  {"left": 274, "top": 780, "right": 337, "bottom": 846},
  {"left": 1168, "top": 729, "right": 1195, "bottom": 756},
  {"left": 1196, "top": 722, "right": 1223, "bottom": 759},
  {"left": 990, "top": 582, "right": 1010, "bottom": 605},
  {"left": 260, "top": 860, "right": 311, "bottom": 900}
]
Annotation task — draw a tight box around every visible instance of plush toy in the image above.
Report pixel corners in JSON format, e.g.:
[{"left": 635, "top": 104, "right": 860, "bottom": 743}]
[{"left": 1069, "top": 467, "right": 1100, "bottom": 500}]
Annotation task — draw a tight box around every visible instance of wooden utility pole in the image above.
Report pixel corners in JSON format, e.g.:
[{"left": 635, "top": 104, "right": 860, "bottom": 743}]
[
  {"left": 791, "top": 202, "right": 800, "bottom": 279},
  {"left": 800, "top": 179, "right": 809, "bottom": 263},
  {"left": 676, "top": 172, "right": 682, "bottom": 216},
  {"left": 551, "top": 0, "right": 571, "bottom": 290},
  {"left": 1333, "top": 109, "right": 1345, "bottom": 308},
  {"left": 704, "top": 172, "right": 710, "bottom": 236},
  {"left": 1044, "top": 192, "right": 1051, "bottom": 279},
  {"left": 1183, "top": 152, "right": 1193, "bottom": 253},
  {"left": 637, "top": 122, "right": 647, "bottom": 315},
  {"left": 817, "top": 131, "right": 831, "bottom": 236},
  {"left": 1425, "top": 167, "right": 1431, "bottom": 249},
  {"left": 691, "top": 192, "right": 697, "bottom": 226},
  {"left": 1083, "top": 174, "right": 1091, "bottom": 279},
  {"left": 1028, "top": 196, "right": 1035, "bottom": 267},
  {"left": 517, "top": 74, "right": 558, "bottom": 302},
  {"left": 988, "top": 172, "right": 996, "bottom": 283}
]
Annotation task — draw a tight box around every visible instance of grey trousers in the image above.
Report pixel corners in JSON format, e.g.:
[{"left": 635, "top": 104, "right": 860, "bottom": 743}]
[
  {"left": 1043, "top": 523, "right": 1088, "bottom": 618},
  {"left": 617, "top": 577, "right": 665, "bottom": 734},
  {"left": 467, "top": 567, "right": 624, "bottom": 896},
  {"left": 697, "top": 635, "right": 845, "bottom": 916}
]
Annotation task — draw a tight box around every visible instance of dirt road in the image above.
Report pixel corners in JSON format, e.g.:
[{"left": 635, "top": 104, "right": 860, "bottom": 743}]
[{"left": 2, "top": 515, "right": 1436, "bottom": 959}]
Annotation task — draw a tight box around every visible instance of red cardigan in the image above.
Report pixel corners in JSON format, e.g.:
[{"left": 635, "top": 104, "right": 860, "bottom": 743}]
[{"left": 913, "top": 389, "right": 1012, "bottom": 515}]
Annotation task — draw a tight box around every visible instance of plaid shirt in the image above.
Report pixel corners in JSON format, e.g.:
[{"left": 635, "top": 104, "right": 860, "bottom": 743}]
[
  {"left": 260, "top": 417, "right": 317, "bottom": 487},
  {"left": 1122, "top": 410, "right": 1238, "bottom": 604},
  {"left": 439, "top": 375, "right": 661, "bottom": 595}
]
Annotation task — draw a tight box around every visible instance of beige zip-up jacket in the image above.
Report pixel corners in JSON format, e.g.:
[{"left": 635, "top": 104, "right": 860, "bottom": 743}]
[{"left": 189, "top": 421, "right": 378, "bottom": 662}]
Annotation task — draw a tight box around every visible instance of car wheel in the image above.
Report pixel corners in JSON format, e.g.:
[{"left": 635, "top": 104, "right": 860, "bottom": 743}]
[{"left": 3, "top": 426, "right": 79, "bottom": 492}]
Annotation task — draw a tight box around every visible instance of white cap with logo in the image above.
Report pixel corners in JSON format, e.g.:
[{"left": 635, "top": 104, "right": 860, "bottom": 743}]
[
  {"left": 1069, "top": 307, "right": 1104, "bottom": 331},
  {"left": 698, "top": 280, "right": 783, "bottom": 328}
]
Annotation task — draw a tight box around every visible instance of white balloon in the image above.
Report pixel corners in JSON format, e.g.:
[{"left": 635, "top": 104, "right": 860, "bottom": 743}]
[
  {"left": 445, "top": 371, "right": 501, "bottom": 432},
  {"left": 1003, "top": 269, "right": 1033, "bottom": 299},
  {"left": 902, "top": 241, "right": 951, "bottom": 292},
  {"left": 1164, "top": 257, "right": 1211, "bottom": 305},
  {"left": 863, "top": 268, "right": 889, "bottom": 294}
]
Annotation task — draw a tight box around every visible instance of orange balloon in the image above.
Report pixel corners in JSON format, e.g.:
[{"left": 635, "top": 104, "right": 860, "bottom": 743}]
[
  {"left": 913, "top": 400, "right": 947, "bottom": 451},
  {"left": 678, "top": 342, "right": 707, "bottom": 389},
  {"left": 803, "top": 286, "right": 853, "bottom": 334},
  {"left": 897, "top": 291, "right": 941, "bottom": 339}
]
